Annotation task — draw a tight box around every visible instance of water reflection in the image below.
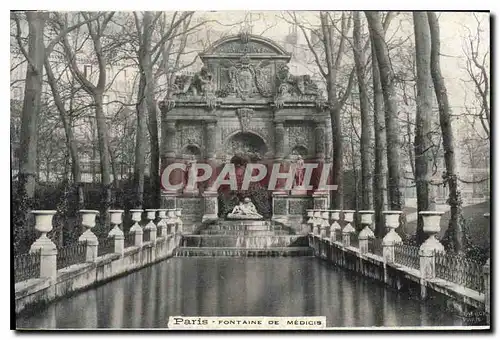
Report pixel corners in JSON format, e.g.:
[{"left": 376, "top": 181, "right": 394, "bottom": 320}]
[{"left": 17, "top": 257, "right": 461, "bottom": 329}]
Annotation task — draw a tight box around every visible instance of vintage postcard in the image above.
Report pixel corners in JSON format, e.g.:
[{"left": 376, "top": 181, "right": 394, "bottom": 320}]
[{"left": 11, "top": 9, "right": 490, "bottom": 330}]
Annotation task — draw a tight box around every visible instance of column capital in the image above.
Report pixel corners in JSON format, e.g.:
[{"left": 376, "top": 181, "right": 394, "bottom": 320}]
[{"left": 274, "top": 118, "right": 285, "bottom": 125}]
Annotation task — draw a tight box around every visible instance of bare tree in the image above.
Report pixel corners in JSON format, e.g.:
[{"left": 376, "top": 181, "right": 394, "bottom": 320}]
[
  {"left": 413, "top": 12, "right": 434, "bottom": 245},
  {"left": 427, "top": 12, "right": 464, "bottom": 252},
  {"left": 352, "top": 11, "right": 372, "bottom": 210},
  {"left": 365, "top": 11, "right": 404, "bottom": 211},
  {"left": 58, "top": 12, "right": 116, "bottom": 233}
]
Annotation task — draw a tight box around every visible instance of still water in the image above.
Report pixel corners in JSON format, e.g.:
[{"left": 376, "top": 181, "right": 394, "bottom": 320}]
[{"left": 17, "top": 257, "right": 462, "bottom": 329}]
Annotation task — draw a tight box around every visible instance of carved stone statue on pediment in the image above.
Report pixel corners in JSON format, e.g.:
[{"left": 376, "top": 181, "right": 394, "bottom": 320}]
[{"left": 171, "top": 66, "right": 215, "bottom": 97}]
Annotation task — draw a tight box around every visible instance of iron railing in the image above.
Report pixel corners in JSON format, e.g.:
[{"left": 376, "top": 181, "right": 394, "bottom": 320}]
[
  {"left": 56, "top": 241, "right": 87, "bottom": 270},
  {"left": 435, "top": 250, "right": 484, "bottom": 293},
  {"left": 334, "top": 229, "right": 343, "bottom": 242},
  {"left": 124, "top": 232, "right": 135, "bottom": 248},
  {"left": 97, "top": 237, "right": 115, "bottom": 257},
  {"left": 14, "top": 249, "right": 41, "bottom": 283},
  {"left": 368, "top": 238, "right": 383, "bottom": 257},
  {"left": 350, "top": 234, "right": 359, "bottom": 248},
  {"left": 394, "top": 242, "right": 420, "bottom": 270},
  {"left": 143, "top": 230, "right": 151, "bottom": 242}
]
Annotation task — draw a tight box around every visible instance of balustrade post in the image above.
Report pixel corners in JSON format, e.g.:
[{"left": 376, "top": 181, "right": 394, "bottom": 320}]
[
  {"left": 382, "top": 211, "right": 402, "bottom": 263},
  {"left": 78, "top": 210, "right": 99, "bottom": 263},
  {"left": 418, "top": 211, "right": 445, "bottom": 280},
  {"left": 175, "top": 208, "right": 183, "bottom": 234},
  {"left": 108, "top": 210, "right": 124, "bottom": 255},
  {"left": 166, "top": 209, "right": 176, "bottom": 235},
  {"left": 329, "top": 210, "right": 341, "bottom": 243},
  {"left": 29, "top": 211, "right": 58, "bottom": 280},
  {"left": 418, "top": 211, "right": 445, "bottom": 299},
  {"left": 342, "top": 210, "right": 355, "bottom": 247},
  {"left": 144, "top": 209, "right": 157, "bottom": 243},
  {"left": 129, "top": 209, "right": 144, "bottom": 246},
  {"left": 320, "top": 210, "right": 330, "bottom": 239},
  {"left": 157, "top": 209, "right": 168, "bottom": 237},
  {"left": 313, "top": 210, "right": 321, "bottom": 236},
  {"left": 306, "top": 210, "right": 314, "bottom": 234},
  {"left": 358, "top": 210, "right": 375, "bottom": 254},
  {"left": 483, "top": 258, "right": 490, "bottom": 324}
]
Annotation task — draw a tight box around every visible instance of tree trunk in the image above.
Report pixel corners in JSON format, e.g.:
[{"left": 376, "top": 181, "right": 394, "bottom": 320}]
[
  {"left": 413, "top": 12, "right": 434, "bottom": 245},
  {"left": 353, "top": 11, "right": 373, "bottom": 210},
  {"left": 134, "top": 73, "right": 147, "bottom": 208},
  {"left": 428, "top": 12, "right": 464, "bottom": 252},
  {"left": 365, "top": 11, "right": 404, "bottom": 211},
  {"left": 94, "top": 94, "right": 112, "bottom": 235},
  {"left": 14, "top": 12, "right": 47, "bottom": 253},
  {"left": 17, "top": 12, "right": 46, "bottom": 199},
  {"left": 370, "top": 35, "right": 388, "bottom": 238},
  {"left": 44, "top": 57, "right": 84, "bottom": 210}
]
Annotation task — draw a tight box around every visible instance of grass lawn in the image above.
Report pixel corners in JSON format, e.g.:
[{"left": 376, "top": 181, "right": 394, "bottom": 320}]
[{"left": 404, "top": 201, "right": 491, "bottom": 248}]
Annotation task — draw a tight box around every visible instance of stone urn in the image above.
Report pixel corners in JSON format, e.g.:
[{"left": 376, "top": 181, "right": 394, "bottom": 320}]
[
  {"left": 383, "top": 211, "right": 401, "bottom": 230},
  {"left": 80, "top": 210, "right": 99, "bottom": 230},
  {"left": 31, "top": 210, "right": 57, "bottom": 234},
  {"left": 30, "top": 210, "right": 58, "bottom": 251},
  {"left": 130, "top": 209, "right": 143, "bottom": 223},
  {"left": 343, "top": 210, "right": 355, "bottom": 224},
  {"left": 420, "top": 211, "right": 445, "bottom": 235},
  {"left": 358, "top": 210, "right": 375, "bottom": 239},
  {"left": 108, "top": 209, "right": 124, "bottom": 238},
  {"left": 382, "top": 211, "right": 403, "bottom": 245},
  {"left": 419, "top": 211, "right": 445, "bottom": 252},
  {"left": 109, "top": 210, "right": 124, "bottom": 227}
]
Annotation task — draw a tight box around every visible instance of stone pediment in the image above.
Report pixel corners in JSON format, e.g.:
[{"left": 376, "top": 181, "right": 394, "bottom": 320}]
[
  {"left": 163, "top": 33, "right": 325, "bottom": 109},
  {"left": 200, "top": 33, "right": 291, "bottom": 60}
]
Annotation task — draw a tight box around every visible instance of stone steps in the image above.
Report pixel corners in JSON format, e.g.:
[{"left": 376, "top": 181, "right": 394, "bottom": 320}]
[
  {"left": 174, "top": 247, "right": 313, "bottom": 257},
  {"left": 181, "top": 235, "right": 309, "bottom": 248},
  {"left": 199, "top": 230, "right": 290, "bottom": 236}
]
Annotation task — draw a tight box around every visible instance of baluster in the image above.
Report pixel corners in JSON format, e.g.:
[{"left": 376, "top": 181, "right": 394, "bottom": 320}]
[
  {"left": 29, "top": 210, "right": 58, "bottom": 280},
  {"left": 79, "top": 210, "right": 99, "bottom": 263},
  {"left": 108, "top": 210, "right": 124, "bottom": 256}
]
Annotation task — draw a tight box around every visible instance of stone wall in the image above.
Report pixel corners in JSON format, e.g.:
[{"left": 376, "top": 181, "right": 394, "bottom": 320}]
[
  {"left": 308, "top": 234, "right": 488, "bottom": 325},
  {"left": 15, "top": 235, "right": 182, "bottom": 315}
]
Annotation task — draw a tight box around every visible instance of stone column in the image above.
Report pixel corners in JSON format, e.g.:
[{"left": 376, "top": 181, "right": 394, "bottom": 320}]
[
  {"left": 419, "top": 211, "right": 445, "bottom": 279},
  {"left": 202, "top": 191, "right": 218, "bottom": 223},
  {"left": 358, "top": 210, "right": 375, "bottom": 254},
  {"left": 164, "top": 120, "right": 177, "bottom": 159},
  {"left": 483, "top": 212, "right": 490, "bottom": 324},
  {"left": 483, "top": 258, "right": 491, "bottom": 325},
  {"left": 78, "top": 210, "right": 99, "bottom": 262},
  {"left": 129, "top": 209, "right": 144, "bottom": 246},
  {"left": 166, "top": 209, "right": 176, "bottom": 235},
  {"left": 320, "top": 210, "right": 330, "bottom": 238},
  {"left": 306, "top": 209, "right": 314, "bottom": 234},
  {"left": 175, "top": 208, "right": 183, "bottom": 234},
  {"left": 272, "top": 192, "right": 288, "bottom": 224},
  {"left": 162, "top": 120, "right": 180, "bottom": 195},
  {"left": 330, "top": 210, "right": 341, "bottom": 243},
  {"left": 205, "top": 120, "right": 217, "bottom": 160},
  {"left": 274, "top": 119, "right": 285, "bottom": 161},
  {"left": 382, "top": 211, "right": 402, "bottom": 263},
  {"left": 144, "top": 209, "right": 157, "bottom": 243},
  {"left": 108, "top": 210, "right": 124, "bottom": 256},
  {"left": 205, "top": 119, "right": 219, "bottom": 192},
  {"left": 30, "top": 211, "right": 58, "bottom": 281},
  {"left": 156, "top": 209, "right": 168, "bottom": 237},
  {"left": 314, "top": 120, "right": 326, "bottom": 160},
  {"left": 312, "top": 210, "right": 321, "bottom": 235},
  {"left": 342, "top": 210, "right": 356, "bottom": 246}
]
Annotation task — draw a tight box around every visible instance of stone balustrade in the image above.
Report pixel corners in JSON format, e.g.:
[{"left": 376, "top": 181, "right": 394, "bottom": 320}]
[
  {"left": 15, "top": 207, "right": 184, "bottom": 289},
  {"left": 15, "top": 208, "right": 184, "bottom": 315},
  {"left": 308, "top": 208, "right": 490, "bottom": 323}
]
